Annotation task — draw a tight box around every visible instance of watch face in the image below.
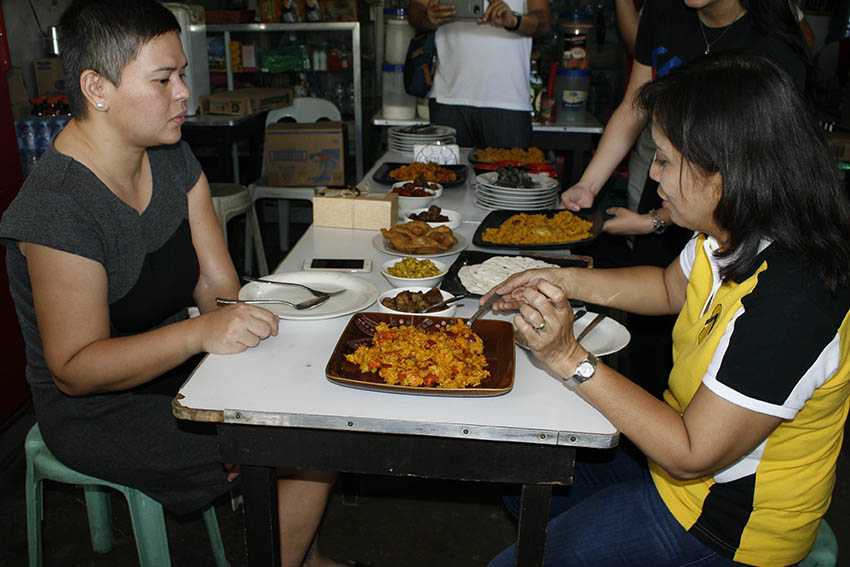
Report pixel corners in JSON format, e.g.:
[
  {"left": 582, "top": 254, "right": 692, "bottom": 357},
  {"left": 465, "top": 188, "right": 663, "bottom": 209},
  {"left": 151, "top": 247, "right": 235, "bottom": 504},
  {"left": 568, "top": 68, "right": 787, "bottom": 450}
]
[{"left": 577, "top": 361, "right": 595, "bottom": 379}]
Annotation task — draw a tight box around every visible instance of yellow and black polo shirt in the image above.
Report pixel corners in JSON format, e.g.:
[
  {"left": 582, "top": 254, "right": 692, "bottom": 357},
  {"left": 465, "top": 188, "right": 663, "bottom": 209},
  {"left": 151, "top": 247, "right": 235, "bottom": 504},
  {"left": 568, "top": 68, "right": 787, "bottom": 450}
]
[{"left": 649, "top": 234, "right": 850, "bottom": 567}]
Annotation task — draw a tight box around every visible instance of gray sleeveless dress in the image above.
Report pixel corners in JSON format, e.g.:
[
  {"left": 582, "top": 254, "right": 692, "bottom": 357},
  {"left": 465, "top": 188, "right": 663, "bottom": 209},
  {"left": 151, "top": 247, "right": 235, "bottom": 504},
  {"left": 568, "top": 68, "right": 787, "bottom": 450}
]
[{"left": 0, "top": 141, "right": 230, "bottom": 514}]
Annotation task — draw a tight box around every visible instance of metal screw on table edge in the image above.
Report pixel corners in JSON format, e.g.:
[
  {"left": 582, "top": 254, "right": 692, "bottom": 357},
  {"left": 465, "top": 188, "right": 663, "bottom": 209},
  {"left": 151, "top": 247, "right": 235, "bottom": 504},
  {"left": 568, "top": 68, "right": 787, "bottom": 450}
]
[
  {"left": 234, "top": 412, "right": 242, "bottom": 419},
  {"left": 538, "top": 433, "right": 547, "bottom": 440},
  {"left": 347, "top": 421, "right": 354, "bottom": 427},
  {"left": 462, "top": 428, "right": 469, "bottom": 435},
  {"left": 569, "top": 435, "right": 578, "bottom": 443}
]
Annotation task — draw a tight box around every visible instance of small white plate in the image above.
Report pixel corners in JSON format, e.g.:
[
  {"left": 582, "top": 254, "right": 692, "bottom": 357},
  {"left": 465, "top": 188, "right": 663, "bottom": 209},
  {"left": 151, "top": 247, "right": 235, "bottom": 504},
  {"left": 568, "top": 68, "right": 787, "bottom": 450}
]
[
  {"left": 400, "top": 207, "right": 462, "bottom": 230},
  {"left": 514, "top": 311, "right": 631, "bottom": 357},
  {"left": 372, "top": 232, "right": 469, "bottom": 258},
  {"left": 238, "top": 272, "right": 379, "bottom": 320}
]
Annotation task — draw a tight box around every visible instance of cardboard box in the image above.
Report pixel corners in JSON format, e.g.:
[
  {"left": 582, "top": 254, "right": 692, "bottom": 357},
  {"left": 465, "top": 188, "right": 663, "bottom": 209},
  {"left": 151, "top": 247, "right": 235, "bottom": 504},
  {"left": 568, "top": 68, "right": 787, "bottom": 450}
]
[
  {"left": 199, "top": 87, "right": 293, "bottom": 116},
  {"left": 32, "top": 57, "right": 65, "bottom": 96},
  {"left": 313, "top": 189, "right": 398, "bottom": 230},
  {"left": 265, "top": 122, "right": 346, "bottom": 186}
]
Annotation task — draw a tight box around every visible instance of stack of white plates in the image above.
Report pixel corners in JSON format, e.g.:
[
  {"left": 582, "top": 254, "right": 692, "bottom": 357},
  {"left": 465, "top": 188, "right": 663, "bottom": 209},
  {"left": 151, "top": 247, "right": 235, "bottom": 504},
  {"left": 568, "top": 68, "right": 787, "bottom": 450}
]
[
  {"left": 474, "top": 172, "right": 561, "bottom": 211},
  {"left": 388, "top": 125, "right": 456, "bottom": 153}
]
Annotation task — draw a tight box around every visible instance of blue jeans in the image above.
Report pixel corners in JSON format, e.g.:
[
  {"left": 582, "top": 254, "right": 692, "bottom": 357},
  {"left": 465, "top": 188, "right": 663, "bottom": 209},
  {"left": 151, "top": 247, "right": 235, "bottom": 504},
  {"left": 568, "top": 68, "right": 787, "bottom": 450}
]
[{"left": 490, "top": 445, "right": 751, "bottom": 567}]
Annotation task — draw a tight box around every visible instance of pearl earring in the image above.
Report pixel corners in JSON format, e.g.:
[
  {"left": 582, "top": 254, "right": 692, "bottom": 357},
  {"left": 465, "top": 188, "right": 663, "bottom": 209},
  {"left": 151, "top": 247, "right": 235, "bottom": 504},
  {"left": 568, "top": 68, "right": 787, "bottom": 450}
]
[{"left": 96, "top": 102, "right": 105, "bottom": 110}]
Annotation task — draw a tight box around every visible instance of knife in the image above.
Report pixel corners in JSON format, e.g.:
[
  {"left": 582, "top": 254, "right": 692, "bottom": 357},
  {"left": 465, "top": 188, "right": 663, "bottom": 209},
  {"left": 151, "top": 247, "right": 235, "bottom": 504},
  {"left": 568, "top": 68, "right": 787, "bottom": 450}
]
[{"left": 576, "top": 313, "right": 605, "bottom": 343}]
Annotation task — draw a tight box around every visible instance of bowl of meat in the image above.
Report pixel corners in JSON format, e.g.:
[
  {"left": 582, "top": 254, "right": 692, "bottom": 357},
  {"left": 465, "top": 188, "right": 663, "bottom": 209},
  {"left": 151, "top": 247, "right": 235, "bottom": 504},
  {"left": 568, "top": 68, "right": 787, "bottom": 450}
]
[
  {"left": 377, "top": 286, "right": 459, "bottom": 317},
  {"left": 391, "top": 179, "right": 443, "bottom": 213},
  {"left": 403, "top": 205, "right": 462, "bottom": 230}
]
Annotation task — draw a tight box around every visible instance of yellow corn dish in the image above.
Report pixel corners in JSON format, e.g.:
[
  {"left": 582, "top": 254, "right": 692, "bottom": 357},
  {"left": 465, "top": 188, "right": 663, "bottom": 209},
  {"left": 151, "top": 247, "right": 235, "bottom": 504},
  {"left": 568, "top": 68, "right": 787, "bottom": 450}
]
[
  {"left": 345, "top": 320, "right": 489, "bottom": 388},
  {"left": 481, "top": 211, "right": 593, "bottom": 245}
]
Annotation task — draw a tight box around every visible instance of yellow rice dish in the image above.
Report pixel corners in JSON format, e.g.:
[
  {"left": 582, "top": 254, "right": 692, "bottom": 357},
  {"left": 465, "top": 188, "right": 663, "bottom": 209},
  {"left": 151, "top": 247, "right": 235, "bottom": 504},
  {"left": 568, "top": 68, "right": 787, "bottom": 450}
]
[
  {"left": 345, "top": 320, "right": 489, "bottom": 388},
  {"left": 481, "top": 211, "right": 593, "bottom": 245}
]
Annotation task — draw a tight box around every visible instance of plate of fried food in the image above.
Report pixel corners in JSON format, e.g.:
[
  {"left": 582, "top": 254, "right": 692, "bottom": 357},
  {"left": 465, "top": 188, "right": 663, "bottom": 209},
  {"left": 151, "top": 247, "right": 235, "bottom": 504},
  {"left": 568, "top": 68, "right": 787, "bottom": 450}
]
[
  {"left": 472, "top": 209, "right": 602, "bottom": 250},
  {"left": 373, "top": 161, "right": 468, "bottom": 187},
  {"left": 326, "top": 312, "right": 515, "bottom": 396},
  {"left": 375, "top": 220, "right": 468, "bottom": 258}
]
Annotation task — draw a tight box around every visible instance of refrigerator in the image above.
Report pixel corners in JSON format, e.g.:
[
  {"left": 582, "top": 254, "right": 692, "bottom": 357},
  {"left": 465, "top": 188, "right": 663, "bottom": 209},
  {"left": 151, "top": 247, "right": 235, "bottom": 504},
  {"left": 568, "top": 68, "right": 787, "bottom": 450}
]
[{"left": 0, "top": 4, "right": 30, "bottom": 425}]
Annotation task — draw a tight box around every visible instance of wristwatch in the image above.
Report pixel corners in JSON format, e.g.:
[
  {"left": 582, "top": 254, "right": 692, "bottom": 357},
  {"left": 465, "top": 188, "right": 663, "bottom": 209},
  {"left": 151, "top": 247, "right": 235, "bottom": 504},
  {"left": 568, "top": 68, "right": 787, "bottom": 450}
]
[
  {"left": 563, "top": 352, "right": 598, "bottom": 388},
  {"left": 504, "top": 13, "right": 522, "bottom": 31},
  {"left": 648, "top": 209, "right": 668, "bottom": 235}
]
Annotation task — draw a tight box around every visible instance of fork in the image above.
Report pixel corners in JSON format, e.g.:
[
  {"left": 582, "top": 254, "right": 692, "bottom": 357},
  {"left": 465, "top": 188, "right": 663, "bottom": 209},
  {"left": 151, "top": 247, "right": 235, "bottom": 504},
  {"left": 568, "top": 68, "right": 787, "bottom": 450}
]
[
  {"left": 216, "top": 296, "right": 330, "bottom": 310},
  {"left": 242, "top": 276, "right": 345, "bottom": 297}
]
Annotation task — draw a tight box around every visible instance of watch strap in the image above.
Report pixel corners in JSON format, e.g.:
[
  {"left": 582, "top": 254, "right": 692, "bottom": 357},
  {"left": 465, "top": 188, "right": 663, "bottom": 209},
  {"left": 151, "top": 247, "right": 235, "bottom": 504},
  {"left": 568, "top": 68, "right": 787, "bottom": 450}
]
[{"left": 649, "top": 209, "right": 668, "bottom": 234}]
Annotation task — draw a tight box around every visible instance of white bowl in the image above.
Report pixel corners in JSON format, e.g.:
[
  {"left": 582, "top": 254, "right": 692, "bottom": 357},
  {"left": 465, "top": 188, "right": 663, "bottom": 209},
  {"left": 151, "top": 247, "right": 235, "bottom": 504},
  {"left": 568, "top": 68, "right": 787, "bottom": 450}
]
[
  {"left": 401, "top": 207, "right": 462, "bottom": 230},
  {"left": 381, "top": 258, "right": 448, "bottom": 288},
  {"left": 391, "top": 181, "right": 444, "bottom": 212},
  {"left": 378, "top": 286, "right": 458, "bottom": 317}
]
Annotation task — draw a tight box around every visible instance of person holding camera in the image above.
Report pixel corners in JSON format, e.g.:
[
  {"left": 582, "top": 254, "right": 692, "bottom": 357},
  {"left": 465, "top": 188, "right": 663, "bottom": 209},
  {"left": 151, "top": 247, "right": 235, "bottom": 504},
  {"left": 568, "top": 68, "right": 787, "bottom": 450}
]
[{"left": 410, "top": 0, "right": 551, "bottom": 148}]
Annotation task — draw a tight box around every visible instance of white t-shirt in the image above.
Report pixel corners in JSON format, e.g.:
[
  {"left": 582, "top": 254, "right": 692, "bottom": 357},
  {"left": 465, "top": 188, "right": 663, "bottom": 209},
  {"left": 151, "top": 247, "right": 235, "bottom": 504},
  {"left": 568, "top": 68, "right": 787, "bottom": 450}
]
[{"left": 432, "top": 0, "right": 532, "bottom": 111}]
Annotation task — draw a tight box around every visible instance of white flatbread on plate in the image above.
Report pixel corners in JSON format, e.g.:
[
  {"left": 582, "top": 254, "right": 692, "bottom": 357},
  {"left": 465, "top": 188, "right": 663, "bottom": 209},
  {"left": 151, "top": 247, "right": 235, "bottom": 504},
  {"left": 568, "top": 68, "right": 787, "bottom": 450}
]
[{"left": 458, "top": 256, "right": 559, "bottom": 295}]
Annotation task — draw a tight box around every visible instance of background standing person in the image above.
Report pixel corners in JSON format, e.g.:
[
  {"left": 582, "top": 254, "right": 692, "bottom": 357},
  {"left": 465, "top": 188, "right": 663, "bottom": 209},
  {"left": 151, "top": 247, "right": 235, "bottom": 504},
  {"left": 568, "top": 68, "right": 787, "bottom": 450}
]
[
  {"left": 409, "top": 0, "right": 551, "bottom": 148},
  {"left": 0, "top": 2, "right": 350, "bottom": 566},
  {"left": 487, "top": 52, "right": 850, "bottom": 567}
]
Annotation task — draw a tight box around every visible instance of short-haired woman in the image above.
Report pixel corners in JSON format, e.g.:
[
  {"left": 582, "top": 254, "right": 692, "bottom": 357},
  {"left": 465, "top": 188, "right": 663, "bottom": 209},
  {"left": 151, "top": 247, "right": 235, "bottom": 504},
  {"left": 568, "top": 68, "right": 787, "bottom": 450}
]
[{"left": 0, "top": 1, "right": 347, "bottom": 565}]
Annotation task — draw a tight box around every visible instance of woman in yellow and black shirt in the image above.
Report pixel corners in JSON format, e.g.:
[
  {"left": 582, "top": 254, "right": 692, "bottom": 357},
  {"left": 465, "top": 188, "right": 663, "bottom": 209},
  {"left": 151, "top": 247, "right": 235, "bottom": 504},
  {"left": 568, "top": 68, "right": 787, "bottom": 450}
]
[{"left": 486, "top": 51, "right": 850, "bottom": 567}]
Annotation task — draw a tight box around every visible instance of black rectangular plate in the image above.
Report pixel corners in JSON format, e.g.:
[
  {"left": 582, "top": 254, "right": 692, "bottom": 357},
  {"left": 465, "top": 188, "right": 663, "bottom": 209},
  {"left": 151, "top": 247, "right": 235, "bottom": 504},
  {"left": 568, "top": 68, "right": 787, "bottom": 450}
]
[
  {"left": 372, "top": 162, "right": 468, "bottom": 187},
  {"left": 441, "top": 250, "right": 592, "bottom": 298},
  {"left": 471, "top": 208, "right": 603, "bottom": 250}
]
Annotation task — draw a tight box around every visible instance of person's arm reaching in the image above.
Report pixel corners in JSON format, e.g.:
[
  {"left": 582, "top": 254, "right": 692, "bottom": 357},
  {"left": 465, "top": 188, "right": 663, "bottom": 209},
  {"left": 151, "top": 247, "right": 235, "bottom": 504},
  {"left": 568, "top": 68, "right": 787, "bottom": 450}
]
[
  {"left": 616, "top": 0, "right": 640, "bottom": 54},
  {"left": 560, "top": 60, "right": 653, "bottom": 210}
]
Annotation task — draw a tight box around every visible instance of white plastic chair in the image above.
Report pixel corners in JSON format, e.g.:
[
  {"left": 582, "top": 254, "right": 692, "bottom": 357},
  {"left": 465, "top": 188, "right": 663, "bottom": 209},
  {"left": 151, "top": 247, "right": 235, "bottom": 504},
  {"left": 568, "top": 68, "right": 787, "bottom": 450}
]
[
  {"left": 249, "top": 97, "right": 342, "bottom": 253},
  {"left": 210, "top": 183, "right": 269, "bottom": 277}
]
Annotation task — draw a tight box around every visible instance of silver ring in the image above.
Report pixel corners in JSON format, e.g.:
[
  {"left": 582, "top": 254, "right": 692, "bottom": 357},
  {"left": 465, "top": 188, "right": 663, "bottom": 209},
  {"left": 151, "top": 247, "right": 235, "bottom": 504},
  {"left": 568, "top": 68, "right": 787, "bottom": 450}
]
[{"left": 535, "top": 322, "right": 545, "bottom": 332}]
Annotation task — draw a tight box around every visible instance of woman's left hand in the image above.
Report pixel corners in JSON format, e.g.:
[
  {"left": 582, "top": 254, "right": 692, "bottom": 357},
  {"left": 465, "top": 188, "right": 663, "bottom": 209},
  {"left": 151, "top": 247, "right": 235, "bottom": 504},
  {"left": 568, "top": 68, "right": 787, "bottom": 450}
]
[
  {"left": 479, "top": 0, "right": 516, "bottom": 27},
  {"left": 514, "top": 279, "right": 583, "bottom": 369}
]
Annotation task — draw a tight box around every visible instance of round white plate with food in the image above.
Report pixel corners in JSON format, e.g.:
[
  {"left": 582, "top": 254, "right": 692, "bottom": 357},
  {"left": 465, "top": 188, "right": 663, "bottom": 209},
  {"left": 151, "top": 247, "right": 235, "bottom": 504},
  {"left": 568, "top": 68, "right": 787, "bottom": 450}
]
[{"left": 372, "top": 232, "right": 469, "bottom": 258}]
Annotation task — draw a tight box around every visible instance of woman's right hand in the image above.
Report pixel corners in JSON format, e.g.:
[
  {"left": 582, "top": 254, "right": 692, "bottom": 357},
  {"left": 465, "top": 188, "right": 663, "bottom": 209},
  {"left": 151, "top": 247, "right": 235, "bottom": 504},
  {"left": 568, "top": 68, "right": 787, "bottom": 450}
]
[
  {"left": 482, "top": 268, "right": 568, "bottom": 312},
  {"left": 560, "top": 182, "right": 596, "bottom": 211},
  {"left": 425, "top": 0, "right": 456, "bottom": 28},
  {"left": 196, "top": 304, "right": 279, "bottom": 355}
]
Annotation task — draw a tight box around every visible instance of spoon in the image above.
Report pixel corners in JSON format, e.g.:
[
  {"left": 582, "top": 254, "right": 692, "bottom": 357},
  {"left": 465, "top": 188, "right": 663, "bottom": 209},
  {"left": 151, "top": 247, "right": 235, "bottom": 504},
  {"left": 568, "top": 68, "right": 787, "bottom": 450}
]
[{"left": 216, "top": 296, "right": 330, "bottom": 310}]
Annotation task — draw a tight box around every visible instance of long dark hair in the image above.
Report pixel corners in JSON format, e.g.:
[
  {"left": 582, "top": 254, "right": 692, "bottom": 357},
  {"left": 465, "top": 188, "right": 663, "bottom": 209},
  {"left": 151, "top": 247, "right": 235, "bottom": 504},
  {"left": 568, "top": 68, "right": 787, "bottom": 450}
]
[
  {"left": 636, "top": 51, "right": 850, "bottom": 293},
  {"left": 59, "top": 0, "right": 181, "bottom": 118},
  {"left": 741, "top": 0, "right": 810, "bottom": 59}
]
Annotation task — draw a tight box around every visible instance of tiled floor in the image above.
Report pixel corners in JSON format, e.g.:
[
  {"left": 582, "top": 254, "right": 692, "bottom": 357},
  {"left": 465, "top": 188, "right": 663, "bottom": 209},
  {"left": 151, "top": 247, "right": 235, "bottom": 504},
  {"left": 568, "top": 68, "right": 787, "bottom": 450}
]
[{"left": 1, "top": 402, "right": 847, "bottom": 567}]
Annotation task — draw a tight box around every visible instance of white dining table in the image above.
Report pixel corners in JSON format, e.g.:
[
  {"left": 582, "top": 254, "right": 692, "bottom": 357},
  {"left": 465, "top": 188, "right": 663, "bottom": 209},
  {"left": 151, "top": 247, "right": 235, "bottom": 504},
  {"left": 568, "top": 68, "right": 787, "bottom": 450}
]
[{"left": 174, "top": 150, "right": 619, "bottom": 566}]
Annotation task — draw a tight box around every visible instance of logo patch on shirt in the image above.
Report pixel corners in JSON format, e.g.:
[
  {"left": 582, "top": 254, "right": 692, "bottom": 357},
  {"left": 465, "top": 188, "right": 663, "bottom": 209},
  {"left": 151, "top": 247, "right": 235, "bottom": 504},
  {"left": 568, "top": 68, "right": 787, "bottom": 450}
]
[{"left": 698, "top": 303, "right": 722, "bottom": 344}]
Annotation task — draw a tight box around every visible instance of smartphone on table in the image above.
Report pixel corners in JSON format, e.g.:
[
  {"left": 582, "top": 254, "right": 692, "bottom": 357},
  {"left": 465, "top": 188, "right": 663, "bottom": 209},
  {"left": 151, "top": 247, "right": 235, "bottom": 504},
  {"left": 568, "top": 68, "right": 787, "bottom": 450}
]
[{"left": 302, "top": 258, "right": 372, "bottom": 272}]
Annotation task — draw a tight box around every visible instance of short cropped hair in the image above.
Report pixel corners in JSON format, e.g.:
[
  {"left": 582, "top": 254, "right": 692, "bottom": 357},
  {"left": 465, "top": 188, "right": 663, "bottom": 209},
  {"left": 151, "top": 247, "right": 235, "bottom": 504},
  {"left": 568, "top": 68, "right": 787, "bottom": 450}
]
[
  {"left": 636, "top": 51, "right": 850, "bottom": 293},
  {"left": 58, "top": 0, "right": 180, "bottom": 118}
]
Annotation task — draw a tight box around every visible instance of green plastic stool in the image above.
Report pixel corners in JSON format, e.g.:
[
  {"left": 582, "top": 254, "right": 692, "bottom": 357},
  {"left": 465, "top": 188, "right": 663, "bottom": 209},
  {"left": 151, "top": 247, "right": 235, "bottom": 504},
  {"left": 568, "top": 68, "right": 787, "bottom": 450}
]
[
  {"left": 25, "top": 423, "right": 230, "bottom": 567},
  {"left": 800, "top": 519, "right": 839, "bottom": 567}
]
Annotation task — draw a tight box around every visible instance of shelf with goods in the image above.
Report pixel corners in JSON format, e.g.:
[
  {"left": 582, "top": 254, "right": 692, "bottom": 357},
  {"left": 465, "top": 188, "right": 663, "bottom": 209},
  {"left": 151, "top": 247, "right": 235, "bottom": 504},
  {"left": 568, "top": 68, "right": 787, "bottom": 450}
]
[{"left": 206, "top": 22, "right": 367, "bottom": 180}]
